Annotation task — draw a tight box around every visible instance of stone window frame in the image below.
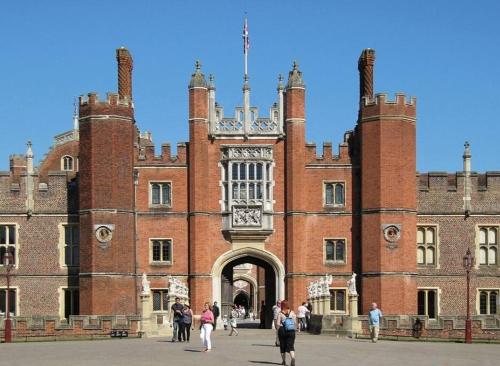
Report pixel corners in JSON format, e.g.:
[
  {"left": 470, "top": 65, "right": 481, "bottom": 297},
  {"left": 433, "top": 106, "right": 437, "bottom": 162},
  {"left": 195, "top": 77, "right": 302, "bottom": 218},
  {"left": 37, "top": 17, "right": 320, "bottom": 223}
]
[
  {"left": 0, "top": 286, "right": 20, "bottom": 317},
  {"left": 323, "top": 181, "right": 346, "bottom": 208},
  {"left": 149, "top": 181, "right": 172, "bottom": 208},
  {"left": 58, "top": 223, "right": 79, "bottom": 268},
  {"left": 61, "top": 155, "right": 74, "bottom": 171},
  {"left": 149, "top": 238, "right": 173, "bottom": 266},
  {"left": 58, "top": 286, "right": 79, "bottom": 320},
  {"left": 329, "top": 287, "right": 347, "bottom": 314},
  {"left": 417, "top": 287, "right": 440, "bottom": 320},
  {"left": 151, "top": 288, "right": 170, "bottom": 312},
  {"left": 476, "top": 288, "right": 499, "bottom": 315},
  {"left": 323, "top": 238, "right": 347, "bottom": 266},
  {"left": 0, "top": 223, "right": 19, "bottom": 268},
  {"left": 476, "top": 225, "right": 498, "bottom": 267},
  {"left": 416, "top": 225, "right": 439, "bottom": 268}
]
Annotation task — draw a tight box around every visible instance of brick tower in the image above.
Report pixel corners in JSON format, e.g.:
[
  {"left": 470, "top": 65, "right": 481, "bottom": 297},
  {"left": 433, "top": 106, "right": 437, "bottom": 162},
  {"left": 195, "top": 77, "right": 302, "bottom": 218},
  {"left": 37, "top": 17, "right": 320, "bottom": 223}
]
[
  {"left": 187, "top": 61, "right": 210, "bottom": 312},
  {"left": 78, "top": 48, "right": 137, "bottom": 315},
  {"left": 358, "top": 49, "right": 417, "bottom": 315},
  {"left": 284, "top": 62, "right": 307, "bottom": 308}
]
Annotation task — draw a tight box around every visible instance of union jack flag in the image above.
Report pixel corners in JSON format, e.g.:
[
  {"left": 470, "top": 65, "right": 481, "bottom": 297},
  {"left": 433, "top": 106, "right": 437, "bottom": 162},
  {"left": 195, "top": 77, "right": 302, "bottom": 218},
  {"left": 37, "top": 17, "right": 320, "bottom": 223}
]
[{"left": 243, "top": 18, "right": 249, "bottom": 53}]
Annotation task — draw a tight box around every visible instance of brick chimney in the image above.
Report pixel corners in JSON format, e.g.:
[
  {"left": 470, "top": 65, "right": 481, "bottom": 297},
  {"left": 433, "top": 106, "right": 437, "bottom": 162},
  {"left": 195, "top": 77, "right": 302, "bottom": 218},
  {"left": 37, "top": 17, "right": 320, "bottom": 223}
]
[
  {"left": 358, "top": 49, "right": 375, "bottom": 100},
  {"left": 116, "top": 47, "right": 133, "bottom": 99}
]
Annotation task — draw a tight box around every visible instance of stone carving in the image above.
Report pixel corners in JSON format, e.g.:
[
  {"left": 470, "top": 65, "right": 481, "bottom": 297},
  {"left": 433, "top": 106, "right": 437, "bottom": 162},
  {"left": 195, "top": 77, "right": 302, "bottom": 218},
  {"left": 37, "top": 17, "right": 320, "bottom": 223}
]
[
  {"left": 93, "top": 224, "right": 115, "bottom": 244},
  {"left": 221, "top": 146, "right": 273, "bottom": 161},
  {"left": 347, "top": 272, "right": 357, "bottom": 296},
  {"left": 307, "top": 274, "right": 333, "bottom": 299},
  {"left": 141, "top": 273, "right": 150, "bottom": 295},
  {"left": 168, "top": 276, "right": 189, "bottom": 299},
  {"left": 232, "top": 206, "right": 262, "bottom": 227}
]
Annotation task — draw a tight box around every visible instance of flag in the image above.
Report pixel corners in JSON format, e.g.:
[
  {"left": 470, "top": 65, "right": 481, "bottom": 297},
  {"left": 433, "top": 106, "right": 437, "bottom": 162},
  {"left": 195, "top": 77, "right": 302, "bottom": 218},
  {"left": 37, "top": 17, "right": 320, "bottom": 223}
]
[{"left": 243, "top": 18, "right": 249, "bottom": 53}]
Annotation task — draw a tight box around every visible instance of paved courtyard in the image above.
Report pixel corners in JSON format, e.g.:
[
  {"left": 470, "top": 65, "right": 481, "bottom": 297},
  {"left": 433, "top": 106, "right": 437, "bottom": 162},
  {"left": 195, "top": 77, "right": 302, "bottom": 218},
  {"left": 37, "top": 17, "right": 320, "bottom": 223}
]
[{"left": 1, "top": 329, "right": 499, "bottom": 366}]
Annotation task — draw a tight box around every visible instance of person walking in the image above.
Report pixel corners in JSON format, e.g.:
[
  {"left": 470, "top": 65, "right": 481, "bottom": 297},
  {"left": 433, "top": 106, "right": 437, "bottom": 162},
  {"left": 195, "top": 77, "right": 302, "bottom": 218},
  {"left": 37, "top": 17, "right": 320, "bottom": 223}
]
[
  {"left": 368, "top": 302, "right": 383, "bottom": 343},
  {"left": 297, "top": 302, "right": 309, "bottom": 332},
  {"left": 181, "top": 304, "right": 194, "bottom": 342},
  {"left": 259, "top": 300, "right": 266, "bottom": 329},
  {"left": 277, "top": 300, "right": 297, "bottom": 366},
  {"left": 169, "top": 297, "right": 184, "bottom": 342},
  {"left": 200, "top": 302, "right": 215, "bottom": 352},
  {"left": 229, "top": 305, "right": 239, "bottom": 336},
  {"left": 272, "top": 300, "right": 281, "bottom": 346},
  {"left": 212, "top": 301, "right": 220, "bottom": 331},
  {"left": 305, "top": 300, "right": 312, "bottom": 330}
]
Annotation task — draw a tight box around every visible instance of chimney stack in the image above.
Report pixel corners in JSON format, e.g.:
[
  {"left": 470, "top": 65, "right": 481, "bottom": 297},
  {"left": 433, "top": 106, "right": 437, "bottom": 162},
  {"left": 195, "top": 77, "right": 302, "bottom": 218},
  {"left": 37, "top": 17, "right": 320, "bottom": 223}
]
[
  {"left": 116, "top": 47, "right": 133, "bottom": 99},
  {"left": 358, "top": 49, "right": 375, "bottom": 100}
]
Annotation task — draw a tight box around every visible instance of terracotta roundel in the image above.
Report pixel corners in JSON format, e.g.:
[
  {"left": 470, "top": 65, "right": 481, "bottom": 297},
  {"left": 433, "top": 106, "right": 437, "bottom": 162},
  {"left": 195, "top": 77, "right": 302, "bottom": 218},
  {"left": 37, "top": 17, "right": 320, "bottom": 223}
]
[
  {"left": 383, "top": 225, "right": 401, "bottom": 243},
  {"left": 95, "top": 226, "right": 113, "bottom": 243}
]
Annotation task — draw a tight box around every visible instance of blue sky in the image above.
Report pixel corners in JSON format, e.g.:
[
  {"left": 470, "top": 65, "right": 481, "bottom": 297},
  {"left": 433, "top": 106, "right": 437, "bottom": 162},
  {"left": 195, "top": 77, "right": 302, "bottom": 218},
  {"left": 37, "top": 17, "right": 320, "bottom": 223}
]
[{"left": 0, "top": 0, "right": 499, "bottom": 172}]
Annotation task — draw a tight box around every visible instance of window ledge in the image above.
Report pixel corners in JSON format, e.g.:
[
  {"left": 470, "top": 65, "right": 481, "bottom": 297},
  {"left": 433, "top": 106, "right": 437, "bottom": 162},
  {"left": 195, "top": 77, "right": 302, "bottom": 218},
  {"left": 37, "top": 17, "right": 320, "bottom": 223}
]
[
  {"left": 149, "top": 204, "right": 172, "bottom": 209},
  {"left": 323, "top": 205, "right": 346, "bottom": 210},
  {"left": 324, "top": 261, "right": 346, "bottom": 266},
  {"left": 150, "top": 262, "right": 173, "bottom": 266}
]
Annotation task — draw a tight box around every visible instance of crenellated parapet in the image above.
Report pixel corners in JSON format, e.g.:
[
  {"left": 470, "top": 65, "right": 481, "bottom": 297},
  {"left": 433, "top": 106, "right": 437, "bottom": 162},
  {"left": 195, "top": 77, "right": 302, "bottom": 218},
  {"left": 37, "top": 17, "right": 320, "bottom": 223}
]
[
  {"left": 305, "top": 141, "right": 351, "bottom": 165},
  {"left": 136, "top": 141, "right": 187, "bottom": 165},
  {"left": 418, "top": 171, "right": 500, "bottom": 192},
  {"left": 79, "top": 92, "right": 134, "bottom": 120},
  {"left": 360, "top": 93, "right": 416, "bottom": 122}
]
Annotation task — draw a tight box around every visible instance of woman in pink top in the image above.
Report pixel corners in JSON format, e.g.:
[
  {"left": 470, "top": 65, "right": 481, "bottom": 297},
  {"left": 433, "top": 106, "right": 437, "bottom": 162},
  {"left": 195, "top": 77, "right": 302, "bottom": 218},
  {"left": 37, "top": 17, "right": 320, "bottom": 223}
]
[{"left": 200, "top": 302, "right": 214, "bottom": 352}]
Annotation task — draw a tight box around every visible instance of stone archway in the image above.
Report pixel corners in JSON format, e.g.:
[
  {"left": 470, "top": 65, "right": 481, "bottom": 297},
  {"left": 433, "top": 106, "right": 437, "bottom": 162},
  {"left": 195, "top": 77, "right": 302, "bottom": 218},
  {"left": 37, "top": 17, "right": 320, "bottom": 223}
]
[{"left": 211, "top": 247, "right": 285, "bottom": 328}]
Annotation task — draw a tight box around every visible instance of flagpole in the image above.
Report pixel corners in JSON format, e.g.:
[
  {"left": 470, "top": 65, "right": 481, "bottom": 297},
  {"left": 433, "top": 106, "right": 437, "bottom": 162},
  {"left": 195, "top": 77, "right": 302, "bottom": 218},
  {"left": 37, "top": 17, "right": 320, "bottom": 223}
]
[{"left": 244, "top": 17, "right": 248, "bottom": 76}]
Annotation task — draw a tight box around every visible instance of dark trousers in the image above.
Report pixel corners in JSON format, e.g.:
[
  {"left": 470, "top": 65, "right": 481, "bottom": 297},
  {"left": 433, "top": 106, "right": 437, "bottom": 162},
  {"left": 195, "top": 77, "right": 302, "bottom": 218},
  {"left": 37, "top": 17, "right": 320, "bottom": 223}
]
[
  {"left": 213, "top": 318, "right": 218, "bottom": 331},
  {"left": 177, "top": 322, "right": 185, "bottom": 341},
  {"left": 181, "top": 323, "right": 191, "bottom": 341}
]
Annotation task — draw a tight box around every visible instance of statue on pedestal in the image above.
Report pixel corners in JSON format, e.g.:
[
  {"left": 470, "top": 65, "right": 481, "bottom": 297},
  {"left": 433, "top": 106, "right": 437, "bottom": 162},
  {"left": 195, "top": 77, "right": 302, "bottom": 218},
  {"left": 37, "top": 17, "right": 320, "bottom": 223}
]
[
  {"left": 141, "top": 273, "right": 150, "bottom": 295},
  {"left": 347, "top": 272, "right": 357, "bottom": 296}
]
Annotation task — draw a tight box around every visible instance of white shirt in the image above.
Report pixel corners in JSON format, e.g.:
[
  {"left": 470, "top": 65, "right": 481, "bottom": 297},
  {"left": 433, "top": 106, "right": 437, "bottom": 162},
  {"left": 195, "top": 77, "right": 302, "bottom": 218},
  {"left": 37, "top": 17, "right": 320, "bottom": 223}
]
[{"left": 297, "top": 305, "right": 309, "bottom": 318}]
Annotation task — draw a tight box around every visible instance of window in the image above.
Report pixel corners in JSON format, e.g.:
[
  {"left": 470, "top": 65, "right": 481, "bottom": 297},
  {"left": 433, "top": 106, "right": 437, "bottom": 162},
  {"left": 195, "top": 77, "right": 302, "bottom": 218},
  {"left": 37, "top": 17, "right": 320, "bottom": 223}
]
[
  {"left": 325, "top": 239, "right": 346, "bottom": 263},
  {"left": 151, "top": 239, "right": 172, "bottom": 264},
  {"left": 64, "top": 225, "right": 79, "bottom": 266},
  {"left": 329, "top": 289, "right": 346, "bottom": 312},
  {"left": 0, "top": 289, "right": 16, "bottom": 317},
  {"left": 418, "top": 289, "right": 438, "bottom": 319},
  {"left": 62, "top": 156, "right": 73, "bottom": 171},
  {"left": 64, "top": 289, "right": 79, "bottom": 319},
  {"left": 479, "top": 290, "right": 498, "bottom": 315},
  {"left": 152, "top": 289, "right": 169, "bottom": 311},
  {"left": 150, "top": 182, "right": 171, "bottom": 206},
  {"left": 417, "top": 226, "right": 436, "bottom": 266},
  {"left": 0, "top": 224, "right": 16, "bottom": 266},
  {"left": 324, "top": 182, "right": 345, "bottom": 207},
  {"left": 478, "top": 227, "right": 498, "bottom": 265}
]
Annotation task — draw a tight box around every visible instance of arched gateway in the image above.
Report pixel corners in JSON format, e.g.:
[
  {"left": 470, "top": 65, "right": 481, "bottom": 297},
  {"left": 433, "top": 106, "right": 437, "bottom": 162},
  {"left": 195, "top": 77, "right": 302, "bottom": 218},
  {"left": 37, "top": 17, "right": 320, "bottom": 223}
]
[{"left": 211, "top": 247, "right": 285, "bottom": 328}]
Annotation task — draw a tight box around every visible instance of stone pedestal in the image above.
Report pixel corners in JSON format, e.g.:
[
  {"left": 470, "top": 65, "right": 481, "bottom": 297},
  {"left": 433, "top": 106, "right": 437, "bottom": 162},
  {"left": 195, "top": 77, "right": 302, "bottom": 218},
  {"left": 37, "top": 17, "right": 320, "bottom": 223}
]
[
  {"left": 139, "top": 294, "right": 152, "bottom": 338},
  {"left": 313, "top": 298, "right": 320, "bottom": 314},
  {"left": 345, "top": 294, "right": 361, "bottom": 337}
]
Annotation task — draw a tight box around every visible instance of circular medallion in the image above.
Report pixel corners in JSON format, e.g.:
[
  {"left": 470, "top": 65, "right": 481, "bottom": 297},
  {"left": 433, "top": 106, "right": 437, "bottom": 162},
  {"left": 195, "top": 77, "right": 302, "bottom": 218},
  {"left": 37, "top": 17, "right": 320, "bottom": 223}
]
[
  {"left": 383, "top": 225, "right": 401, "bottom": 243},
  {"left": 95, "top": 226, "right": 113, "bottom": 243}
]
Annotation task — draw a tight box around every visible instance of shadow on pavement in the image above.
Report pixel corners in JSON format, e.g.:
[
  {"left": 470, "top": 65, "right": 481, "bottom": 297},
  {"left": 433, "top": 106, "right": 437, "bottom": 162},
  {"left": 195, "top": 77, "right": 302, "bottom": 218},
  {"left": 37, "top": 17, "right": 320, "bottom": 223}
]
[
  {"left": 248, "top": 361, "right": 283, "bottom": 365},
  {"left": 251, "top": 343, "right": 277, "bottom": 347}
]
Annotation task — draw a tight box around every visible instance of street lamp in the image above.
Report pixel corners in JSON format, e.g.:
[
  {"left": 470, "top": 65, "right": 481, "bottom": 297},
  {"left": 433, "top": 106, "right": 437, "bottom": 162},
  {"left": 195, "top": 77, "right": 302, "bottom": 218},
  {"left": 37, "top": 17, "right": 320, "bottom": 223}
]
[
  {"left": 2, "top": 252, "right": 14, "bottom": 343},
  {"left": 462, "top": 248, "right": 474, "bottom": 344}
]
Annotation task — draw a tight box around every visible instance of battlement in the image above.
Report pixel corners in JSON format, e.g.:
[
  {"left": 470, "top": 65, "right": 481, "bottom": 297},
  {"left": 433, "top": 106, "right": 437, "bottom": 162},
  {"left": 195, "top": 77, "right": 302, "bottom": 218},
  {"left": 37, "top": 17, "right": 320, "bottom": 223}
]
[
  {"left": 79, "top": 92, "right": 133, "bottom": 108},
  {"left": 361, "top": 93, "right": 416, "bottom": 120},
  {"left": 136, "top": 141, "right": 187, "bottom": 165},
  {"left": 305, "top": 140, "right": 351, "bottom": 165},
  {"left": 418, "top": 171, "right": 500, "bottom": 192}
]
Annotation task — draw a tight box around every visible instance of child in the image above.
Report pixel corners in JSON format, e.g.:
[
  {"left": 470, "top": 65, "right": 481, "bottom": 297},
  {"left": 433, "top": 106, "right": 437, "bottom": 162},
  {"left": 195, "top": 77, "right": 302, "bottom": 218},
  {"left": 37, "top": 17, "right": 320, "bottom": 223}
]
[
  {"left": 229, "top": 306, "right": 239, "bottom": 336},
  {"left": 223, "top": 314, "right": 228, "bottom": 330}
]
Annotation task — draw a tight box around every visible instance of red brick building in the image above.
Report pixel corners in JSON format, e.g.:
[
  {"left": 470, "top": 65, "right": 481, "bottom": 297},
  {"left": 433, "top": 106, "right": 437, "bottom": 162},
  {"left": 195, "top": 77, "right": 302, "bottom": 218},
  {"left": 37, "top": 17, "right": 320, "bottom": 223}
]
[{"left": 1, "top": 48, "right": 499, "bottom": 327}]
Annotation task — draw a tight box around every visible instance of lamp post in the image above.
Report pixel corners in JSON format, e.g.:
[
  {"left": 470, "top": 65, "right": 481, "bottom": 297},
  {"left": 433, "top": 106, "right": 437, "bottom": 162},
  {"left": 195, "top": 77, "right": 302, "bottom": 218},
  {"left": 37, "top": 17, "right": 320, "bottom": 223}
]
[
  {"left": 462, "top": 248, "right": 474, "bottom": 344},
  {"left": 2, "top": 252, "right": 14, "bottom": 343}
]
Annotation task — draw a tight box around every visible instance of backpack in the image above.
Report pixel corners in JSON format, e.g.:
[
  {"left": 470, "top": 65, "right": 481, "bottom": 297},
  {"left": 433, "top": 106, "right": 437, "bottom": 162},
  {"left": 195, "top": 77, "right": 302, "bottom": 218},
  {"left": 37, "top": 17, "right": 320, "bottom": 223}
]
[{"left": 282, "top": 314, "right": 296, "bottom": 332}]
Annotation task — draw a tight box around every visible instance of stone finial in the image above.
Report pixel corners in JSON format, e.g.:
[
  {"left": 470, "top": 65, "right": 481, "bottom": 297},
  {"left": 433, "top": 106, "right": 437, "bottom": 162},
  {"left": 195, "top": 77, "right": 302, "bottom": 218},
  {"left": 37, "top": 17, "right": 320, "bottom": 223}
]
[
  {"left": 188, "top": 60, "right": 208, "bottom": 88},
  {"left": 463, "top": 141, "right": 471, "bottom": 158},
  {"left": 242, "top": 74, "right": 250, "bottom": 91},
  {"left": 286, "top": 60, "right": 305, "bottom": 89},
  {"left": 208, "top": 74, "right": 216, "bottom": 90},
  {"left": 26, "top": 140, "right": 33, "bottom": 158},
  {"left": 277, "top": 74, "right": 284, "bottom": 91}
]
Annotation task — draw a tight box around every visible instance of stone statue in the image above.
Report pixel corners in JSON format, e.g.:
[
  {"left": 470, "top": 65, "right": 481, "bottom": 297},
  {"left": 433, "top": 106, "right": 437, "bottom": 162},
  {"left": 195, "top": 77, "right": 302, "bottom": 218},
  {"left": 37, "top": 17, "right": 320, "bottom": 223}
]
[
  {"left": 320, "top": 276, "right": 330, "bottom": 296},
  {"left": 347, "top": 272, "right": 357, "bottom": 296},
  {"left": 141, "top": 273, "right": 150, "bottom": 295}
]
